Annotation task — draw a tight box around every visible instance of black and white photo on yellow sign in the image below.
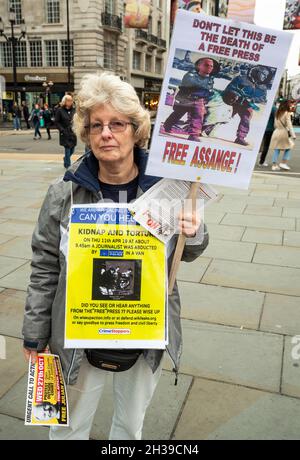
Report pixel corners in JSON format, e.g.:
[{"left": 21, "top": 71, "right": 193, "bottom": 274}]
[
  {"left": 160, "top": 49, "right": 276, "bottom": 149},
  {"left": 92, "top": 259, "right": 141, "bottom": 301}
]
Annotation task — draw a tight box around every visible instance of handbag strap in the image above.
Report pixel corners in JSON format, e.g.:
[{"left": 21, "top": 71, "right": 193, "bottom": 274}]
[{"left": 279, "top": 118, "right": 289, "bottom": 132}]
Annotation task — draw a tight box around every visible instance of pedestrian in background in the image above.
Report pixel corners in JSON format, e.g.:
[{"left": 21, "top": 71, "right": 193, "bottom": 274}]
[
  {"left": 258, "top": 103, "right": 277, "bottom": 167},
  {"left": 22, "top": 101, "right": 30, "bottom": 129},
  {"left": 12, "top": 102, "right": 22, "bottom": 131},
  {"left": 55, "top": 95, "right": 77, "bottom": 168},
  {"left": 43, "top": 103, "right": 52, "bottom": 140},
  {"left": 270, "top": 100, "right": 296, "bottom": 171},
  {"left": 30, "top": 103, "right": 42, "bottom": 140}
]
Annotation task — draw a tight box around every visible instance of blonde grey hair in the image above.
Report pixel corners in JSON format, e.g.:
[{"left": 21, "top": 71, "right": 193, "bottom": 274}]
[
  {"left": 61, "top": 94, "right": 73, "bottom": 106},
  {"left": 73, "top": 72, "right": 151, "bottom": 148}
]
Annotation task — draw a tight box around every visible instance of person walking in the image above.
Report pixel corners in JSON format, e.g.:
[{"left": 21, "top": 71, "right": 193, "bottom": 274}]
[
  {"left": 22, "top": 101, "right": 30, "bottom": 129},
  {"left": 43, "top": 103, "right": 52, "bottom": 139},
  {"left": 30, "top": 103, "right": 42, "bottom": 140},
  {"left": 12, "top": 102, "right": 22, "bottom": 131},
  {"left": 55, "top": 95, "right": 77, "bottom": 168},
  {"left": 270, "top": 100, "right": 296, "bottom": 171},
  {"left": 22, "top": 72, "right": 209, "bottom": 440},
  {"left": 258, "top": 103, "right": 277, "bottom": 166}
]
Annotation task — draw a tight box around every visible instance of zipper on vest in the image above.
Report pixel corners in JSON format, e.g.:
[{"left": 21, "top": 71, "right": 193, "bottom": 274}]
[{"left": 67, "top": 349, "right": 76, "bottom": 385}]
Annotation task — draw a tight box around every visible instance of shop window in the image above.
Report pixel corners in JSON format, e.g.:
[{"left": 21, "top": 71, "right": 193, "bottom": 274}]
[
  {"left": 0, "top": 42, "right": 12, "bottom": 67},
  {"left": 45, "top": 40, "right": 58, "bottom": 67},
  {"left": 30, "top": 41, "right": 43, "bottom": 67},
  {"left": 46, "top": 0, "right": 60, "bottom": 24},
  {"left": 133, "top": 51, "right": 141, "bottom": 70},
  {"left": 61, "top": 40, "right": 74, "bottom": 67},
  {"left": 9, "top": 0, "right": 22, "bottom": 24}
]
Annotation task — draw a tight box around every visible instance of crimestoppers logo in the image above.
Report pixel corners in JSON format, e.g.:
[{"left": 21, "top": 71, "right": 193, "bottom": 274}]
[
  {"left": 291, "top": 336, "right": 300, "bottom": 361},
  {"left": 99, "top": 329, "right": 131, "bottom": 335},
  {"left": 0, "top": 335, "right": 6, "bottom": 359}
]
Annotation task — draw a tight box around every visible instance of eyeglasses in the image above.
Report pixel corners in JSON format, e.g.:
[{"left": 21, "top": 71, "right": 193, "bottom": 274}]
[{"left": 85, "top": 120, "right": 135, "bottom": 134}]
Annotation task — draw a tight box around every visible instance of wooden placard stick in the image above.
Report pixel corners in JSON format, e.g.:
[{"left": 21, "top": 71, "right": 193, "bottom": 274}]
[{"left": 168, "top": 181, "right": 200, "bottom": 294}]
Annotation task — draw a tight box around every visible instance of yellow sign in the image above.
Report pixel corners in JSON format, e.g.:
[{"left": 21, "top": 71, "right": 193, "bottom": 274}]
[{"left": 65, "top": 204, "right": 167, "bottom": 349}]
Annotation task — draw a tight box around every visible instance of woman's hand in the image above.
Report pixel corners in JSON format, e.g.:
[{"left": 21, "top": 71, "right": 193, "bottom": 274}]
[
  {"left": 23, "top": 347, "right": 49, "bottom": 364},
  {"left": 178, "top": 208, "right": 201, "bottom": 238}
]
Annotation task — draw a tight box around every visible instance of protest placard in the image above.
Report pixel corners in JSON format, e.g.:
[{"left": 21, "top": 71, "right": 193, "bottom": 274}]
[
  {"left": 146, "top": 9, "right": 293, "bottom": 189},
  {"left": 283, "top": 0, "right": 300, "bottom": 29},
  {"left": 65, "top": 204, "right": 167, "bottom": 349},
  {"left": 25, "top": 354, "right": 68, "bottom": 426}
]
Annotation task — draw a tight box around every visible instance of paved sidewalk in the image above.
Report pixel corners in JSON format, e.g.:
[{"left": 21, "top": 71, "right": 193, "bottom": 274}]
[{"left": 0, "top": 156, "right": 300, "bottom": 440}]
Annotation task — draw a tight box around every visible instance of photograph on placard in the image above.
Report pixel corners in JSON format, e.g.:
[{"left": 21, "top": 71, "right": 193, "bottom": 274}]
[
  {"left": 159, "top": 49, "right": 276, "bottom": 150},
  {"left": 283, "top": 0, "right": 300, "bottom": 29}
]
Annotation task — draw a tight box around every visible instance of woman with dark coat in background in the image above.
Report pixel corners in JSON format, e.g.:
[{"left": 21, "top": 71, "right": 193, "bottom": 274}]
[{"left": 55, "top": 95, "right": 77, "bottom": 168}]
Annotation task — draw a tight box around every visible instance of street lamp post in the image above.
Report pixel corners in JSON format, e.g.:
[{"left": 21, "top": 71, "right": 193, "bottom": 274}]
[
  {"left": 42, "top": 80, "right": 54, "bottom": 107},
  {"left": 0, "top": 9, "right": 26, "bottom": 103}
]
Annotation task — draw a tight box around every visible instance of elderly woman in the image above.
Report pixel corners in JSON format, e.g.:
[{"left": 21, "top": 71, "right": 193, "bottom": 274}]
[
  {"left": 55, "top": 94, "right": 77, "bottom": 168},
  {"left": 22, "top": 73, "right": 209, "bottom": 440}
]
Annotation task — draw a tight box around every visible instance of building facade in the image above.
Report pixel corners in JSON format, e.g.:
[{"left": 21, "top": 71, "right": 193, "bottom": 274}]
[{"left": 0, "top": 0, "right": 171, "bottom": 111}]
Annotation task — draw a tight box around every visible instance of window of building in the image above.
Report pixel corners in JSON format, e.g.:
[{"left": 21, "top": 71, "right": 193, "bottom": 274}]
[
  {"left": 105, "top": 0, "right": 115, "bottom": 14},
  {"left": 104, "top": 42, "right": 116, "bottom": 70},
  {"left": 155, "top": 57, "right": 162, "bottom": 74},
  {"left": 46, "top": 0, "right": 60, "bottom": 24},
  {"left": 29, "top": 41, "right": 43, "bottom": 67},
  {"left": 148, "top": 17, "right": 152, "bottom": 35},
  {"left": 45, "top": 40, "right": 58, "bottom": 66},
  {"left": 157, "top": 20, "right": 162, "bottom": 38},
  {"left": 145, "top": 54, "right": 152, "bottom": 72},
  {"left": 9, "top": 0, "right": 22, "bottom": 24},
  {"left": 15, "top": 41, "right": 27, "bottom": 67},
  {"left": 133, "top": 51, "right": 141, "bottom": 70},
  {"left": 61, "top": 40, "right": 74, "bottom": 67},
  {"left": 0, "top": 42, "right": 12, "bottom": 67}
]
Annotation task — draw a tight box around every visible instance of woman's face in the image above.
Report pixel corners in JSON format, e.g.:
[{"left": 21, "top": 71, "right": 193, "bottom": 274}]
[{"left": 88, "top": 104, "right": 136, "bottom": 166}]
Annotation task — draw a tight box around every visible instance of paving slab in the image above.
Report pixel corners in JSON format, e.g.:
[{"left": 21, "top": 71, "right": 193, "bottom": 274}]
[
  {"left": 204, "top": 224, "right": 245, "bottom": 242},
  {"left": 275, "top": 198, "right": 300, "bottom": 208},
  {"left": 177, "top": 257, "right": 211, "bottom": 283},
  {"left": 214, "top": 187, "right": 249, "bottom": 196},
  {"left": 203, "top": 211, "right": 226, "bottom": 224},
  {"left": 0, "top": 197, "right": 42, "bottom": 208},
  {"left": 165, "top": 320, "right": 283, "bottom": 392},
  {"left": 260, "top": 293, "right": 300, "bottom": 336},
  {"left": 0, "top": 236, "right": 32, "bottom": 260},
  {"left": 297, "top": 219, "right": 300, "bottom": 231},
  {"left": 253, "top": 244, "right": 300, "bottom": 269},
  {"left": 284, "top": 231, "right": 300, "bottom": 247},
  {"left": 207, "top": 201, "right": 247, "bottom": 213},
  {"left": 202, "top": 259, "right": 300, "bottom": 296},
  {"left": 0, "top": 261, "right": 31, "bottom": 291},
  {"left": 282, "top": 207, "right": 300, "bottom": 218},
  {"left": 200, "top": 239, "right": 256, "bottom": 263},
  {"left": 281, "top": 336, "right": 300, "bottom": 399},
  {"left": 242, "top": 227, "right": 283, "bottom": 245},
  {"left": 220, "top": 196, "right": 275, "bottom": 206},
  {"left": 0, "top": 255, "right": 28, "bottom": 279},
  {"left": 0, "top": 289, "right": 27, "bottom": 338},
  {"left": 0, "top": 414, "right": 49, "bottom": 440},
  {"left": 0, "top": 220, "right": 35, "bottom": 237},
  {"left": 173, "top": 378, "right": 300, "bottom": 440},
  {"left": 0, "top": 234, "right": 15, "bottom": 245},
  {"left": 289, "top": 192, "right": 300, "bottom": 200},
  {"left": 244, "top": 205, "right": 282, "bottom": 217},
  {"left": 179, "top": 281, "right": 263, "bottom": 329},
  {"left": 90, "top": 371, "right": 192, "bottom": 440},
  {"left": 0, "top": 207, "right": 39, "bottom": 222},
  {"left": 221, "top": 213, "right": 295, "bottom": 231},
  {"left": 278, "top": 184, "right": 300, "bottom": 192},
  {"left": 249, "top": 184, "right": 278, "bottom": 191},
  {"left": 0, "top": 337, "right": 27, "bottom": 398},
  {"left": 250, "top": 190, "right": 288, "bottom": 198}
]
